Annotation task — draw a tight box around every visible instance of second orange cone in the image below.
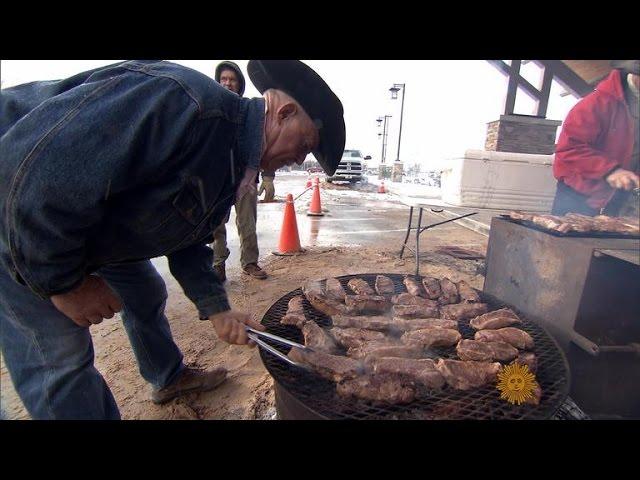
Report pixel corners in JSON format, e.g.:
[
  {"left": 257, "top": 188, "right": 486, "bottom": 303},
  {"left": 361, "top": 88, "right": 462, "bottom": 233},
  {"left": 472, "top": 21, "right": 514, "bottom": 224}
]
[
  {"left": 273, "top": 193, "right": 303, "bottom": 255},
  {"left": 307, "top": 177, "right": 324, "bottom": 216}
]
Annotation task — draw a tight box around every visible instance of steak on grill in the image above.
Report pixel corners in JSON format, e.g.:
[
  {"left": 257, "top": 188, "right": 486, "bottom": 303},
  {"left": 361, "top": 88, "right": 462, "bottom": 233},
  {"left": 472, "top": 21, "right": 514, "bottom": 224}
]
[
  {"left": 440, "top": 303, "right": 489, "bottom": 320},
  {"left": 330, "top": 327, "right": 387, "bottom": 349},
  {"left": 456, "top": 280, "right": 481, "bottom": 303},
  {"left": 347, "top": 278, "right": 375, "bottom": 296},
  {"left": 403, "top": 276, "right": 426, "bottom": 297},
  {"left": 336, "top": 373, "right": 416, "bottom": 404},
  {"left": 348, "top": 341, "right": 425, "bottom": 360},
  {"left": 280, "top": 295, "right": 308, "bottom": 328},
  {"left": 303, "top": 280, "right": 349, "bottom": 316},
  {"left": 438, "top": 278, "right": 460, "bottom": 305},
  {"left": 301, "top": 322, "right": 340, "bottom": 354},
  {"left": 393, "top": 317, "right": 458, "bottom": 330},
  {"left": 469, "top": 308, "right": 521, "bottom": 330},
  {"left": 392, "top": 303, "right": 440, "bottom": 319},
  {"left": 366, "top": 357, "right": 446, "bottom": 390},
  {"left": 345, "top": 294, "right": 390, "bottom": 314},
  {"left": 288, "top": 348, "right": 363, "bottom": 383},
  {"left": 511, "top": 351, "right": 538, "bottom": 373},
  {"left": 401, "top": 328, "right": 461, "bottom": 348},
  {"left": 332, "top": 315, "right": 397, "bottom": 332},
  {"left": 325, "top": 278, "right": 347, "bottom": 302},
  {"left": 421, "top": 276, "right": 442, "bottom": 300},
  {"left": 475, "top": 327, "right": 534, "bottom": 350},
  {"left": 456, "top": 339, "right": 518, "bottom": 362},
  {"left": 391, "top": 293, "right": 438, "bottom": 307},
  {"left": 375, "top": 275, "right": 396, "bottom": 297},
  {"left": 435, "top": 359, "right": 501, "bottom": 390}
]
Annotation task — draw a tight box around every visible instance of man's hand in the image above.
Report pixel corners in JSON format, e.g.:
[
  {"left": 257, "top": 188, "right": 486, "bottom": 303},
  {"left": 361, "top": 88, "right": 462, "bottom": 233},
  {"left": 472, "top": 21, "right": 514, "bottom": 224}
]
[
  {"left": 606, "top": 168, "right": 640, "bottom": 191},
  {"left": 209, "top": 310, "right": 266, "bottom": 346},
  {"left": 236, "top": 167, "right": 258, "bottom": 203},
  {"left": 258, "top": 176, "right": 275, "bottom": 202},
  {"left": 50, "top": 275, "right": 123, "bottom": 328}
]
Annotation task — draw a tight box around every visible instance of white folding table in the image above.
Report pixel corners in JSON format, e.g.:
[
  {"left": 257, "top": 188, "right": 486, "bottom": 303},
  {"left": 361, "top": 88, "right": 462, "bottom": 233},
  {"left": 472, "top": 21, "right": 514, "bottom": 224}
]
[{"left": 398, "top": 197, "right": 478, "bottom": 276}]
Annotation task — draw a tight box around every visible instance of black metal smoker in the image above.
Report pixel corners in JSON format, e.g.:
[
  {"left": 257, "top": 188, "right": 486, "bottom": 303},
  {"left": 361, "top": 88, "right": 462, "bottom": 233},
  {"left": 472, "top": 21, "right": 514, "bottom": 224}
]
[{"left": 483, "top": 217, "right": 640, "bottom": 418}]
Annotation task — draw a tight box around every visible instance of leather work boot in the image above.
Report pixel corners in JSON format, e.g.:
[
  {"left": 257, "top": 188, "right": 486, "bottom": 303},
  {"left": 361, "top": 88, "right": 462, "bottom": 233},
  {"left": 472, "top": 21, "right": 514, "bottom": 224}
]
[
  {"left": 242, "top": 263, "right": 267, "bottom": 279},
  {"left": 151, "top": 366, "right": 228, "bottom": 405},
  {"left": 213, "top": 263, "right": 226, "bottom": 282}
]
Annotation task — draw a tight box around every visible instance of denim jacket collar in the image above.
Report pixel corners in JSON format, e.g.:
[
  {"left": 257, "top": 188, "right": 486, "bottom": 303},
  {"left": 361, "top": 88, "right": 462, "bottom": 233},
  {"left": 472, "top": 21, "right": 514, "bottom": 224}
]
[{"left": 236, "top": 97, "right": 265, "bottom": 171}]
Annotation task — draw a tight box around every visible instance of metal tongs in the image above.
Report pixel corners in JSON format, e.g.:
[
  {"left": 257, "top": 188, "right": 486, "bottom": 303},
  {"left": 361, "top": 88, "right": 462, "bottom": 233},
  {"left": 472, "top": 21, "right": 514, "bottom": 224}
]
[{"left": 245, "top": 327, "right": 312, "bottom": 370}]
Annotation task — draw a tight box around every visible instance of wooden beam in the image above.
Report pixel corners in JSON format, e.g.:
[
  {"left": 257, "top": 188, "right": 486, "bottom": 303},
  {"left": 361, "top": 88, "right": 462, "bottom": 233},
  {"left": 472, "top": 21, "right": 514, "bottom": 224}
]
[
  {"left": 487, "top": 60, "right": 543, "bottom": 102},
  {"left": 538, "top": 60, "right": 593, "bottom": 98},
  {"left": 536, "top": 64, "right": 554, "bottom": 117},
  {"left": 504, "top": 60, "right": 521, "bottom": 115}
]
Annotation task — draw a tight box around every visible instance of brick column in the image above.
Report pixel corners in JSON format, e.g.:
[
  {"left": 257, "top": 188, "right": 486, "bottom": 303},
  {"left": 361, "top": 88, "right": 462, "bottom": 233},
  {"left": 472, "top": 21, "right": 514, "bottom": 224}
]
[{"left": 485, "top": 114, "right": 562, "bottom": 155}]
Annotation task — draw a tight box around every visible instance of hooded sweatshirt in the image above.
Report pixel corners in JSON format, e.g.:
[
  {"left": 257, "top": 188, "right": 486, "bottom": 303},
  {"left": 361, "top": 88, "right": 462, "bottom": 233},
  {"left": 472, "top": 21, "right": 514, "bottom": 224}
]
[{"left": 554, "top": 69, "right": 638, "bottom": 210}]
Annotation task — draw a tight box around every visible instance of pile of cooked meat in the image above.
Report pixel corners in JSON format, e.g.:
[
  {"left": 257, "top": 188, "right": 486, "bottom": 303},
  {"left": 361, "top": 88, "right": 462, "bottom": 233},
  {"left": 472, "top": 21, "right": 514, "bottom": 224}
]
[
  {"left": 278, "top": 275, "right": 541, "bottom": 406},
  {"left": 507, "top": 211, "right": 639, "bottom": 235}
]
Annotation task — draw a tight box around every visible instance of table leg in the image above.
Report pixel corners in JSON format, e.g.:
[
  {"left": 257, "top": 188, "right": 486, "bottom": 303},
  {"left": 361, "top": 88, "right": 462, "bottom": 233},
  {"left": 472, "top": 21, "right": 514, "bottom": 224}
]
[
  {"left": 415, "top": 207, "right": 423, "bottom": 277},
  {"left": 399, "top": 206, "right": 414, "bottom": 259}
]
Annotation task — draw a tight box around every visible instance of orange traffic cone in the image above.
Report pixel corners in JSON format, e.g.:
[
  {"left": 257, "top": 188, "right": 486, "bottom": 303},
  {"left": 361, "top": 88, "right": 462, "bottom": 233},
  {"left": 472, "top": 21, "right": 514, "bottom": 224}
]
[
  {"left": 307, "top": 177, "right": 325, "bottom": 216},
  {"left": 273, "top": 193, "right": 304, "bottom": 256},
  {"left": 378, "top": 181, "right": 386, "bottom": 194}
]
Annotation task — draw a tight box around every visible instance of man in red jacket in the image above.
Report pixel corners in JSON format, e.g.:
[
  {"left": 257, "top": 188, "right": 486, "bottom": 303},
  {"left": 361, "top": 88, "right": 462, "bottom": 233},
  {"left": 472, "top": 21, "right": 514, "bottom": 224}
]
[{"left": 552, "top": 60, "right": 639, "bottom": 216}]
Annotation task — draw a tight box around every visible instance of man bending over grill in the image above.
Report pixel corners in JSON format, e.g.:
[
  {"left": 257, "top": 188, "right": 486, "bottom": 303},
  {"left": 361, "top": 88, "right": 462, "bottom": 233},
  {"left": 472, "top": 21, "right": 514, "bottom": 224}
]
[{"left": 0, "top": 60, "right": 345, "bottom": 419}]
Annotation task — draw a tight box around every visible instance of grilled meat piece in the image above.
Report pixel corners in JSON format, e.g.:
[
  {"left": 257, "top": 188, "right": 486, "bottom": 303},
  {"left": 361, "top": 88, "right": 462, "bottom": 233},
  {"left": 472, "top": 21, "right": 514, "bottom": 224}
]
[
  {"left": 421, "top": 276, "right": 442, "bottom": 300},
  {"left": 523, "top": 385, "right": 542, "bottom": 405},
  {"left": 392, "top": 303, "right": 440, "bottom": 319},
  {"left": 390, "top": 293, "right": 438, "bottom": 307},
  {"left": 348, "top": 341, "right": 424, "bottom": 360},
  {"left": 303, "top": 280, "right": 349, "bottom": 316},
  {"left": 438, "top": 277, "right": 460, "bottom": 305},
  {"left": 393, "top": 317, "right": 458, "bottom": 330},
  {"left": 508, "top": 211, "right": 534, "bottom": 222},
  {"left": 301, "top": 321, "right": 340, "bottom": 354},
  {"left": 288, "top": 348, "right": 362, "bottom": 383},
  {"left": 456, "top": 280, "right": 481, "bottom": 303},
  {"left": 347, "top": 278, "right": 375, "bottom": 296},
  {"left": 403, "top": 276, "right": 426, "bottom": 297},
  {"left": 440, "top": 303, "right": 489, "bottom": 320},
  {"left": 336, "top": 373, "right": 416, "bottom": 404},
  {"left": 401, "top": 328, "right": 461, "bottom": 348},
  {"left": 366, "top": 357, "right": 446, "bottom": 390},
  {"left": 345, "top": 294, "right": 390, "bottom": 314},
  {"left": 375, "top": 275, "right": 396, "bottom": 297},
  {"left": 325, "top": 278, "right": 347, "bottom": 302},
  {"left": 435, "top": 359, "right": 501, "bottom": 390},
  {"left": 281, "top": 300, "right": 308, "bottom": 328},
  {"left": 511, "top": 351, "right": 538, "bottom": 373},
  {"left": 475, "top": 327, "right": 534, "bottom": 350},
  {"left": 330, "top": 327, "right": 387, "bottom": 349},
  {"left": 469, "top": 308, "right": 521, "bottom": 330},
  {"left": 592, "top": 215, "right": 639, "bottom": 233},
  {"left": 332, "top": 315, "right": 397, "bottom": 332},
  {"left": 456, "top": 339, "right": 518, "bottom": 362}
]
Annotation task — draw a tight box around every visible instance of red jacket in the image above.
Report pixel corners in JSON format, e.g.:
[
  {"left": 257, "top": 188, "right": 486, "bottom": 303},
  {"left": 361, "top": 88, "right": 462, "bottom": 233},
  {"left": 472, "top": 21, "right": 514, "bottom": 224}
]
[{"left": 554, "top": 69, "right": 637, "bottom": 210}]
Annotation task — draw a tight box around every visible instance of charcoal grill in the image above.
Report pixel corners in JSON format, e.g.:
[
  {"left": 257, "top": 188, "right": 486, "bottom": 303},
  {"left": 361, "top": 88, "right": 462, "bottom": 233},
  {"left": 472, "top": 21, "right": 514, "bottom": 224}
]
[
  {"left": 259, "top": 273, "right": 570, "bottom": 420},
  {"left": 499, "top": 215, "right": 640, "bottom": 239}
]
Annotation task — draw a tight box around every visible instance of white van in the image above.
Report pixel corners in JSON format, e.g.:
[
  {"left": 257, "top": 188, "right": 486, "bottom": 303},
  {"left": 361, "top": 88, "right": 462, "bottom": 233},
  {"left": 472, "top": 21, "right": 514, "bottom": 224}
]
[{"left": 327, "top": 149, "right": 369, "bottom": 183}]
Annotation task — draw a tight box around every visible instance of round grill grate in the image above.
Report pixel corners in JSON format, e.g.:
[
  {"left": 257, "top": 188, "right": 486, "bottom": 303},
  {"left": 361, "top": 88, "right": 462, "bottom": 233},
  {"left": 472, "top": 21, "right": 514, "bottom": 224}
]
[{"left": 259, "top": 273, "right": 570, "bottom": 420}]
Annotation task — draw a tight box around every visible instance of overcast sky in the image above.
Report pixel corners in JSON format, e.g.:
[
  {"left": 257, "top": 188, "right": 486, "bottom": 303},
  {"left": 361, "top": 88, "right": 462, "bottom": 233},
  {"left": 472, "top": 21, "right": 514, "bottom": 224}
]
[{"left": 1, "top": 60, "right": 580, "bottom": 170}]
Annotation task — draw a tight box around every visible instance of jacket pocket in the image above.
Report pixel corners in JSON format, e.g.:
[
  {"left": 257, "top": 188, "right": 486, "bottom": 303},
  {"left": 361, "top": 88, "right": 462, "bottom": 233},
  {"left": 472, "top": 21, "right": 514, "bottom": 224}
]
[{"left": 172, "top": 176, "right": 207, "bottom": 226}]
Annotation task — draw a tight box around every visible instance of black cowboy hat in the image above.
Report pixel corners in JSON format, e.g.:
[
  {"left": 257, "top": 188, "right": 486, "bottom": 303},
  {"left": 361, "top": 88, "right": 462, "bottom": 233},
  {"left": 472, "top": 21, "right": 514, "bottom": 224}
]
[
  {"left": 611, "top": 60, "right": 640, "bottom": 75},
  {"left": 247, "top": 60, "right": 346, "bottom": 176},
  {"left": 215, "top": 61, "right": 246, "bottom": 96}
]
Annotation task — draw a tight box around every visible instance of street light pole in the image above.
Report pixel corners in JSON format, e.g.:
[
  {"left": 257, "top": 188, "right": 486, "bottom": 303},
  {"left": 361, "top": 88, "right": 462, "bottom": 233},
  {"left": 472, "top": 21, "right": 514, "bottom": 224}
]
[
  {"left": 377, "top": 115, "right": 392, "bottom": 164},
  {"left": 389, "top": 83, "right": 406, "bottom": 162}
]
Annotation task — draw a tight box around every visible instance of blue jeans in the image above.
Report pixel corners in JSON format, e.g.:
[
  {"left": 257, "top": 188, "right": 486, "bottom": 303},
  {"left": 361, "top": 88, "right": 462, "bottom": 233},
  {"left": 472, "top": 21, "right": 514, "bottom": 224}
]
[{"left": 0, "top": 261, "right": 184, "bottom": 420}]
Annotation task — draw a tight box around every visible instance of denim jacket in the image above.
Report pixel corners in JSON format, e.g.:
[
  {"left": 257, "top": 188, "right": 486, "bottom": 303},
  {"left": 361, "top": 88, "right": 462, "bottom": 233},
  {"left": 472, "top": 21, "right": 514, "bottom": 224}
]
[{"left": 0, "top": 60, "right": 265, "bottom": 317}]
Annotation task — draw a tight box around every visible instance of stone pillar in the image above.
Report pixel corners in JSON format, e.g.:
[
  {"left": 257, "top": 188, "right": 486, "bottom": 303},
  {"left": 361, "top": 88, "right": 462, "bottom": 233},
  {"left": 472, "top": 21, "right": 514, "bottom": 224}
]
[{"left": 485, "top": 114, "right": 562, "bottom": 155}]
